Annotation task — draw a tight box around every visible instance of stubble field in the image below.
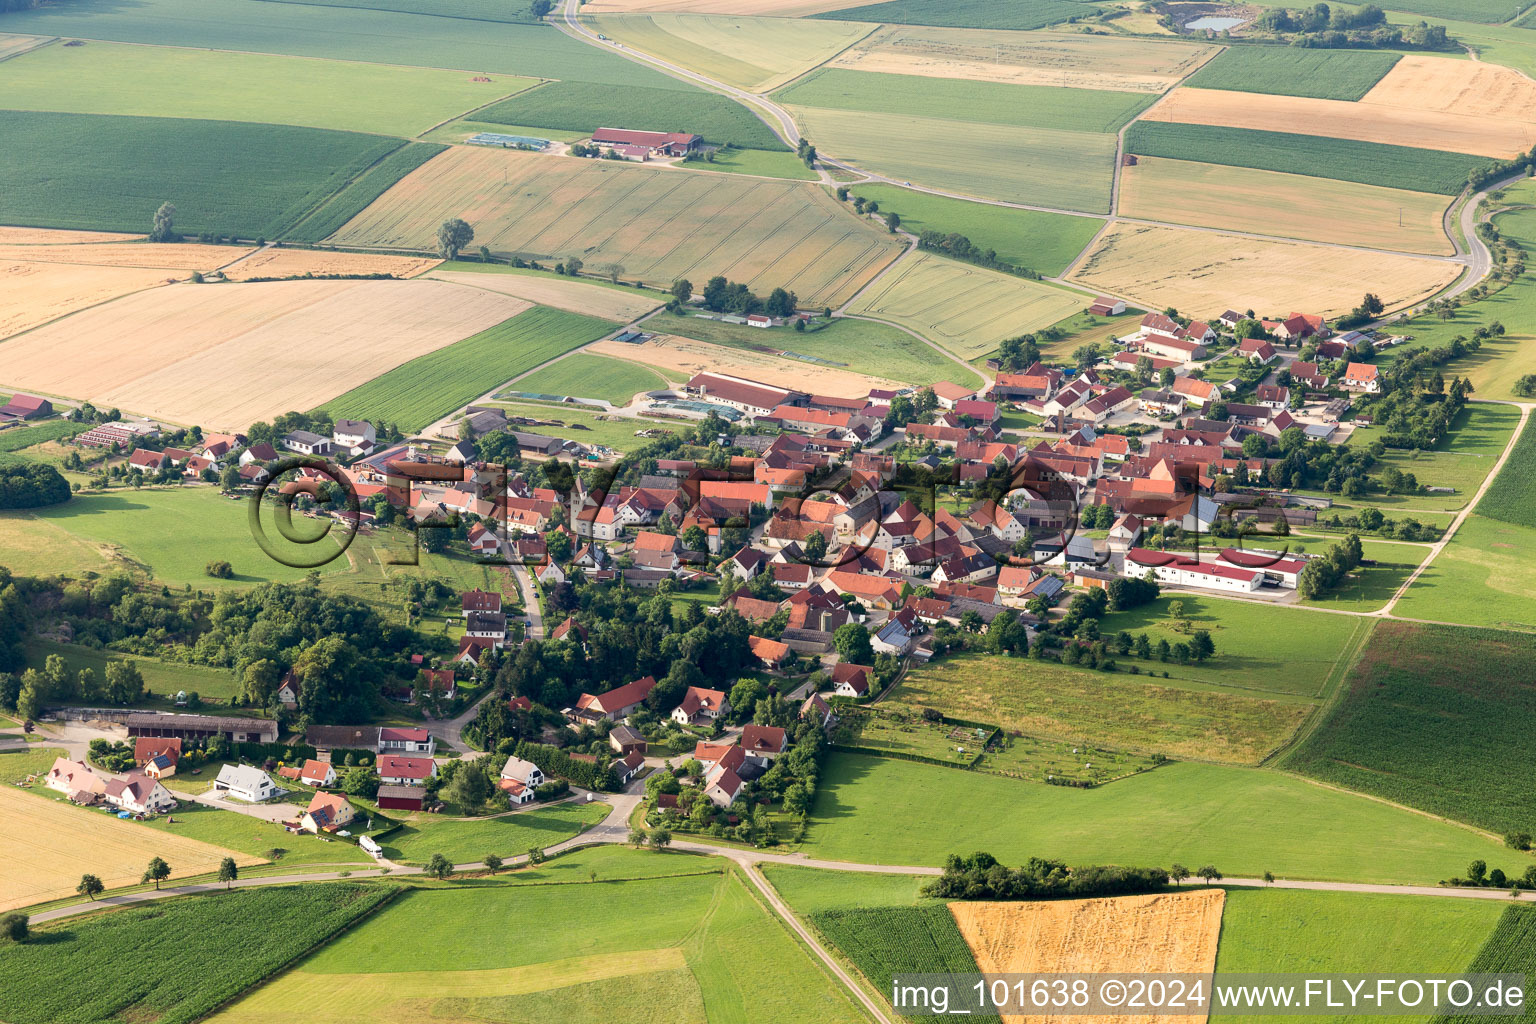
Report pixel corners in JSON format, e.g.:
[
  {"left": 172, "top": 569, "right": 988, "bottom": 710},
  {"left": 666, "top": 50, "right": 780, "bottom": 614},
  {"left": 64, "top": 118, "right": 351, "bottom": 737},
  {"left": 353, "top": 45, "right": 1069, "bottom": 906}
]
[
  {"left": 328, "top": 146, "right": 903, "bottom": 307},
  {"left": 221, "top": 248, "right": 441, "bottom": 281},
  {"left": 590, "top": 333, "right": 902, "bottom": 396},
  {"left": 0, "top": 241, "right": 252, "bottom": 271},
  {"left": 1140, "top": 87, "right": 1533, "bottom": 160},
  {"left": 0, "top": 278, "right": 530, "bottom": 429},
  {"left": 1068, "top": 223, "right": 1460, "bottom": 319},
  {"left": 845, "top": 252, "right": 1089, "bottom": 361},
  {"left": 827, "top": 25, "right": 1216, "bottom": 92},
  {"left": 0, "top": 784, "right": 259, "bottom": 911},
  {"left": 428, "top": 265, "right": 663, "bottom": 321},
  {"left": 952, "top": 890, "right": 1224, "bottom": 1024},
  {"left": 1116, "top": 158, "right": 1454, "bottom": 255},
  {"left": 0, "top": 261, "right": 176, "bottom": 340},
  {"left": 581, "top": 0, "right": 881, "bottom": 13},
  {"left": 585, "top": 13, "right": 875, "bottom": 92},
  {"left": 1361, "top": 53, "right": 1536, "bottom": 123}
]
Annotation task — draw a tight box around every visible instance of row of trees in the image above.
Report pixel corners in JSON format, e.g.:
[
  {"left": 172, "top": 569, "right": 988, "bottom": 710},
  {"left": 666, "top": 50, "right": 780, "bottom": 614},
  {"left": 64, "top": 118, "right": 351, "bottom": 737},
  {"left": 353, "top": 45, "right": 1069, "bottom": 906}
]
[
  {"left": 922, "top": 852, "right": 1176, "bottom": 900},
  {"left": 699, "top": 275, "right": 798, "bottom": 317},
  {"left": 1247, "top": 4, "right": 1451, "bottom": 50}
]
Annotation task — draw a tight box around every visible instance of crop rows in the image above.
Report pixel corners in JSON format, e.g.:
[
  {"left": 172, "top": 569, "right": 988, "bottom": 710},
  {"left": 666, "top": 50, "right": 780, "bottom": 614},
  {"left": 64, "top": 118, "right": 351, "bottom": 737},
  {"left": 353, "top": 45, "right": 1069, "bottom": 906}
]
[
  {"left": 1432, "top": 907, "right": 1536, "bottom": 1024},
  {"left": 1184, "top": 46, "right": 1401, "bottom": 101},
  {"left": 253, "top": 0, "right": 546, "bottom": 22},
  {"left": 812, "top": 906, "right": 999, "bottom": 1024},
  {"left": 290, "top": 142, "right": 445, "bottom": 243},
  {"left": 0, "top": 883, "right": 400, "bottom": 1024},
  {"left": 1125, "top": 121, "right": 1489, "bottom": 196},
  {"left": 1475, "top": 415, "right": 1536, "bottom": 528},
  {"left": 810, "top": 0, "right": 1097, "bottom": 31},
  {"left": 318, "top": 305, "right": 615, "bottom": 431}
]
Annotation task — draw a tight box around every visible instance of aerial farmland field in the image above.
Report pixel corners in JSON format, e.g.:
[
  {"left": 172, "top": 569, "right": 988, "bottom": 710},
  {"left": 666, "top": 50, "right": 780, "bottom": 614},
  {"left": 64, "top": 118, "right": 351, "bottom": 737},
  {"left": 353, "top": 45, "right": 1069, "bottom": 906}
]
[
  {"left": 581, "top": 0, "right": 883, "bottom": 13},
  {"left": 1184, "top": 46, "right": 1402, "bottom": 101},
  {"left": 221, "top": 248, "right": 441, "bottom": 281},
  {"left": 809, "top": 0, "right": 1100, "bottom": 31},
  {"left": 827, "top": 25, "right": 1217, "bottom": 92},
  {"left": 0, "top": 260, "right": 178, "bottom": 341},
  {"left": 788, "top": 105, "right": 1117, "bottom": 211},
  {"left": 1362, "top": 53, "right": 1536, "bottom": 123},
  {"left": 1391, "top": 514, "right": 1536, "bottom": 631},
  {"left": 0, "top": 110, "right": 430, "bottom": 239},
  {"left": 0, "top": 278, "right": 530, "bottom": 430},
  {"left": 328, "top": 146, "right": 904, "bottom": 307},
  {"left": 477, "top": 80, "right": 786, "bottom": 150},
  {"left": 428, "top": 264, "right": 664, "bottom": 321},
  {"left": 319, "top": 305, "right": 616, "bottom": 431},
  {"left": 1117, "top": 157, "right": 1454, "bottom": 255},
  {"left": 584, "top": 13, "right": 876, "bottom": 92},
  {"left": 0, "top": 41, "right": 538, "bottom": 136},
  {"left": 517, "top": 354, "right": 672, "bottom": 404},
  {"left": 844, "top": 252, "right": 1086, "bottom": 361},
  {"left": 1069, "top": 223, "right": 1460, "bottom": 319},
  {"left": 589, "top": 332, "right": 905, "bottom": 397},
  {"left": 208, "top": 867, "right": 869, "bottom": 1024}
]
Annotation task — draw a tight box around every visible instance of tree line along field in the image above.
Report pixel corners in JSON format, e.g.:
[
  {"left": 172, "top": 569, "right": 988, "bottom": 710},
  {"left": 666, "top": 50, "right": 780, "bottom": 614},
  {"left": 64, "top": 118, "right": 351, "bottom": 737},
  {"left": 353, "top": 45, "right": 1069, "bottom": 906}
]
[
  {"left": 583, "top": 13, "right": 877, "bottom": 93},
  {"left": 1116, "top": 157, "right": 1454, "bottom": 256},
  {"left": 1184, "top": 46, "right": 1402, "bottom": 101},
  {"left": 787, "top": 105, "right": 1117, "bottom": 213},
  {"left": 0, "top": 110, "right": 442, "bottom": 240},
  {"left": 476, "top": 80, "right": 787, "bottom": 151},
  {"left": 0, "top": 40, "right": 539, "bottom": 137},
  {"left": 775, "top": 68, "right": 1157, "bottom": 134},
  {"left": 0, "top": 278, "right": 529, "bottom": 432},
  {"left": 809, "top": 0, "right": 1101, "bottom": 31},
  {"left": 847, "top": 183, "right": 1103, "bottom": 277},
  {"left": 320, "top": 305, "right": 616, "bottom": 432},
  {"left": 1284, "top": 621, "right": 1536, "bottom": 839},
  {"left": 1068, "top": 222, "right": 1459, "bottom": 320},
  {"left": 844, "top": 252, "right": 1086, "bottom": 362},
  {"left": 0, "top": 883, "right": 401, "bottom": 1024},
  {"left": 0, "top": 0, "right": 689, "bottom": 88},
  {"left": 1124, "top": 121, "right": 1493, "bottom": 196},
  {"left": 826, "top": 25, "right": 1218, "bottom": 94},
  {"left": 800, "top": 755, "right": 1527, "bottom": 884},
  {"left": 327, "top": 146, "right": 904, "bottom": 308},
  {"left": 209, "top": 865, "right": 869, "bottom": 1024}
]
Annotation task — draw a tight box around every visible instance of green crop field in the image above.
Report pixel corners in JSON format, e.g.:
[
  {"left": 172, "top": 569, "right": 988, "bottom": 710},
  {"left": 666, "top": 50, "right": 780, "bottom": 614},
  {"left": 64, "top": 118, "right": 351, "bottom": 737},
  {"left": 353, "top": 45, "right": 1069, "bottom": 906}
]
[
  {"left": 0, "top": 41, "right": 536, "bottom": 136},
  {"left": 803, "top": 755, "right": 1529, "bottom": 883},
  {"left": 0, "top": 0, "right": 686, "bottom": 88},
  {"left": 0, "top": 420, "right": 86, "bottom": 454},
  {"left": 891, "top": 653, "right": 1312, "bottom": 766},
  {"left": 0, "top": 883, "right": 400, "bottom": 1024},
  {"left": 1477, "top": 413, "right": 1536, "bottom": 528},
  {"left": 811, "top": 0, "right": 1100, "bottom": 30},
  {"left": 1393, "top": 514, "right": 1536, "bottom": 630},
  {"left": 1384, "top": 0, "right": 1526, "bottom": 21},
  {"left": 285, "top": 141, "right": 445, "bottom": 243},
  {"left": 642, "top": 310, "right": 982, "bottom": 388},
  {"left": 518, "top": 354, "right": 671, "bottom": 404},
  {"left": 1435, "top": 907, "right": 1536, "bottom": 1024},
  {"left": 0, "top": 110, "right": 425, "bottom": 239},
  {"left": 847, "top": 184, "right": 1103, "bottom": 278},
  {"left": 25, "top": 639, "right": 239, "bottom": 703},
  {"left": 478, "top": 80, "right": 786, "bottom": 150},
  {"left": 1285, "top": 620, "right": 1536, "bottom": 836},
  {"left": 253, "top": 0, "right": 547, "bottom": 23},
  {"left": 1094, "top": 595, "right": 1367, "bottom": 698},
  {"left": 1184, "top": 46, "right": 1402, "bottom": 101},
  {"left": 226, "top": 867, "right": 868, "bottom": 1023},
  {"left": 812, "top": 907, "right": 996, "bottom": 1024},
  {"left": 1439, "top": 402, "right": 1527, "bottom": 458},
  {"left": 1124, "top": 121, "right": 1487, "bottom": 197},
  {"left": 777, "top": 68, "right": 1155, "bottom": 134},
  {"left": 791, "top": 105, "right": 1116, "bottom": 212},
  {"left": 12, "top": 487, "right": 350, "bottom": 588},
  {"left": 318, "top": 306, "right": 614, "bottom": 431},
  {"left": 376, "top": 801, "right": 608, "bottom": 864},
  {"left": 1212, "top": 889, "right": 1504, "bottom": 1024},
  {"left": 762, "top": 864, "right": 932, "bottom": 915}
]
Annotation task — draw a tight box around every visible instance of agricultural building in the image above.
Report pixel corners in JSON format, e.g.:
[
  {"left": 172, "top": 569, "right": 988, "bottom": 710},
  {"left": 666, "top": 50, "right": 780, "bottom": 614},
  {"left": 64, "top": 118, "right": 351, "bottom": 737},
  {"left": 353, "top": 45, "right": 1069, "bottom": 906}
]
[{"left": 591, "top": 127, "right": 701, "bottom": 156}]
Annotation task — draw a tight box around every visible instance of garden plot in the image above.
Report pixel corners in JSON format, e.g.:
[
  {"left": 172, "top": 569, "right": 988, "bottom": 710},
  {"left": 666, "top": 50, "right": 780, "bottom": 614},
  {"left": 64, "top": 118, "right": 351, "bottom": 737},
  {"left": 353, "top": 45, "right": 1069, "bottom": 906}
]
[{"left": 328, "top": 146, "right": 903, "bottom": 308}]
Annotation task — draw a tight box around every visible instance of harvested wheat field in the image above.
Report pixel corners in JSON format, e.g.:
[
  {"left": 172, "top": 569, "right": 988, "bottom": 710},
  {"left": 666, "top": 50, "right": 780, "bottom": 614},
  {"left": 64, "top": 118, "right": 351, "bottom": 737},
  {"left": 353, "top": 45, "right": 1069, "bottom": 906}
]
[
  {"left": 590, "top": 333, "right": 899, "bottom": 397},
  {"left": 221, "top": 247, "right": 440, "bottom": 281},
  {"left": 0, "top": 241, "right": 252, "bottom": 271},
  {"left": 0, "top": 225, "right": 139, "bottom": 245},
  {"left": 1141, "top": 87, "right": 1534, "bottom": 159},
  {"left": 0, "top": 278, "right": 529, "bottom": 429},
  {"left": 1069, "top": 223, "right": 1460, "bottom": 319},
  {"left": 0, "top": 33, "right": 48, "bottom": 60},
  {"left": 0, "top": 786, "right": 259, "bottom": 912},
  {"left": 950, "top": 889, "right": 1225, "bottom": 1024},
  {"left": 431, "top": 269, "right": 661, "bottom": 322},
  {"left": 829, "top": 26, "right": 1216, "bottom": 92},
  {"left": 846, "top": 252, "right": 1084, "bottom": 361},
  {"left": 1362, "top": 54, "right": 1536, "bottom": 123},
  {"left": 0, "top": 260, "right": 174, "bottom": 340},
  {"left": 591, "top": 13, "right": 875, "bottom": 92},
  {"left": 581, "top": 0, "right": 880, "bottom": 14},
  {"left": 329, "top": 146, "right": 902, "bottom": 307},
  {"left": 1118, "top": 157, "right": 1453, "bottom": 255}
]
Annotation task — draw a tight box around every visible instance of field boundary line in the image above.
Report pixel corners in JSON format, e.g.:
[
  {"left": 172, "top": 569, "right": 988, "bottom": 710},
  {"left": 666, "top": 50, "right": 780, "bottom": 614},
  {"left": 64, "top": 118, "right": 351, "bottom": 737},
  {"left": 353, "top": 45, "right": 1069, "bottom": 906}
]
[
  {"left": 762, "top": 22, "right": 880, "bottom": 96},
  {"left": 412, "top": 76, "right": 550, "bottom": 140},
  {"left": 1261, "top": 615, "right": 1375, "bottom": 768},
  {"left": 0, "top": 33, "right": 58, "bottom": 63}
]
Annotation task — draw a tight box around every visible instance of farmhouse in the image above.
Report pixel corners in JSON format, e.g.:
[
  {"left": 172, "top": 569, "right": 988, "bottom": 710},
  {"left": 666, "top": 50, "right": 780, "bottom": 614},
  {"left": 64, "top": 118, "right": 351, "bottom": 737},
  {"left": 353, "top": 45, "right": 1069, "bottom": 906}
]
[
  {"left": 379, "top": 726, "right": 436, "bottom": 757},
  {"left": 499, "top": 756, "right": 545, "bottom": 805},
  {"left": 570, "top": 675, "right": 658, "bottom": 723},
  {"left": 1342, "top": 362, "right": 1381, "bottom": 392},
  {"left": 214, "top": 764, "right": 277, "bottom": 803},
  {"left": 591, "top": 127, "right": 702, "bottom": 157},
  {"left": 614, "top": 749, "right": 646, "bottom": 784},
  {"left": 46, "top": 756, "right": 107, "bottom": 804},
  {"left": 832, "top": 662, "right": 872, "bottom": 698},
  {"left": 332, "top": 419, "right": 376, "bottom": 455},
  {"left": 298, "top": 759, "right": 337, "bottom": 788},
  {"left": 301, "top": 792, "right": 355, "bottom": 834},
  {"left": 1238, "top": 337, "right": 1277, "bottom": 364},
  {"left": 104, "top": 773, "right": 177, "bottom": 815},
  {"left": 133, "top": 736, "right": 182, "bottom": 768},
  {"left": 378, "top": 754, "right": 437, "bottom": 787},
  {"left": 741, "top": 724, "right": 788, "bottom": 756},
  {"left": 672, "top": 685, "right": 730, "bottom": 725}
]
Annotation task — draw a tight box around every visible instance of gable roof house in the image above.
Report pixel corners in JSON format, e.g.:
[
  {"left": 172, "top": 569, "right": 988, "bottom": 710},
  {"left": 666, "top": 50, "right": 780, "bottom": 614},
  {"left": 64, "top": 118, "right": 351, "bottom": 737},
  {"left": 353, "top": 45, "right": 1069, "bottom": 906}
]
[
  {"left": 104, "top": 773, "right": 177, "bottom": 815},
  {"left": 46, "top": 757, "right": 107, "bottom": 804},
  {"left": 571, "top": 675, "right": 658, "bottom": 723},
  {"left": 214, "top": 763, "right": 276, "bottom": 803},
  {"left": 1341, "top": 362, "right": 1380, "bottom": 392},
  {"left": 831, "top": 662, "right": 872, "bottom": 698},
  {"left": 498, "top": 756, "right": 545, "bottom": 804},
  {"left": 377, "top": 755, "right": 438, "bottom": 787},
  {"left": 301, "top": 791, "right": 356, "bottom": 833},
  {"left": 299, "top": 759, "right": 337, "bottom": 788},
  {"left": 1238, "top": 337, "right": 1277, "bottom": 364},
  {"left": 741, "top": 724, "right": 789, "bottom": 757},
  {"left": 671, "top": 685, "right": 731, "bottom": 725}
]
